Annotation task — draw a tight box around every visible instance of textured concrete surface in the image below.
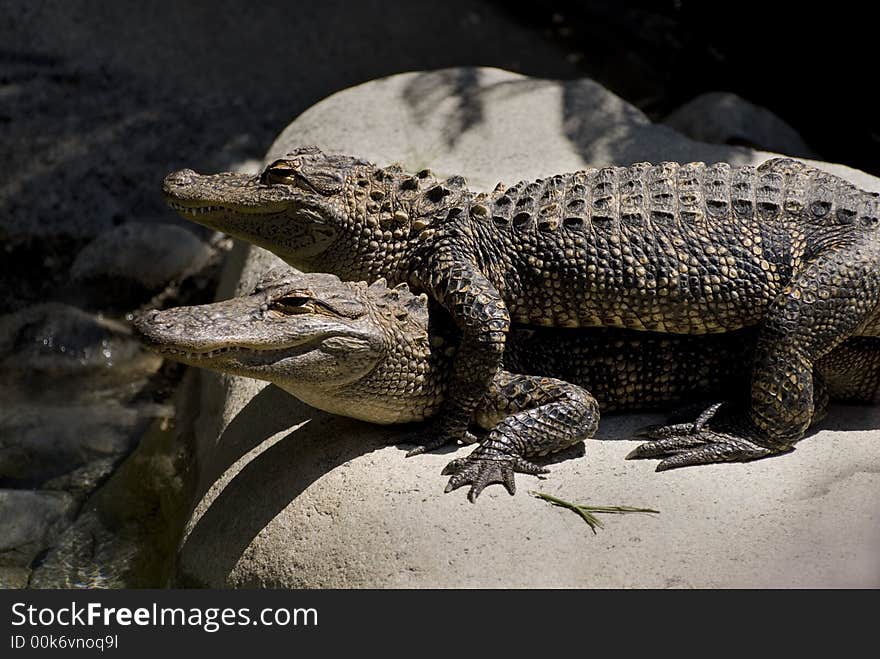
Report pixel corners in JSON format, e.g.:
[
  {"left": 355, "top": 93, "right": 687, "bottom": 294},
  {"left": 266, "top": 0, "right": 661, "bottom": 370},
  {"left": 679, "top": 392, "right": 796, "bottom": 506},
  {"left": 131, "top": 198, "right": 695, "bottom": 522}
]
[{"left": 175, "top": 68, "right": 880, "bottom": 588}]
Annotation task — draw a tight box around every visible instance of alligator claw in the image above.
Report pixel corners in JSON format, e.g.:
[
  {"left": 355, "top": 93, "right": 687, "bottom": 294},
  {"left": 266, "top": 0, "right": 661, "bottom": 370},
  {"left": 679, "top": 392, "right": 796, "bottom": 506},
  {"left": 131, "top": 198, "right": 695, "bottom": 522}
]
[
  {"left": 441, "top": 447, "right": 548, "bottom": 502},
  {"left": 635, "top": 401, "right": 724, "bottom": 438},
  {"left": 405, "top": 439, "right": 446, "bottom": 458},
  {"left": 629, "top": 402, "right": 788, "bottom": 470},
  {"left": 403, "top": 421, "right": 483, "bottom": 456}
]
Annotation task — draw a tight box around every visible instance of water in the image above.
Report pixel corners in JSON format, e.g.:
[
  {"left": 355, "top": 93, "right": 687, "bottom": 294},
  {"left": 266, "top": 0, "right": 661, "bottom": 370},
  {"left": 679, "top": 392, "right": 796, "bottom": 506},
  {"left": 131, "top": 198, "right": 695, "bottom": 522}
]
[{"left": 0, "top": 290, "right": 209, "bottom": 587}]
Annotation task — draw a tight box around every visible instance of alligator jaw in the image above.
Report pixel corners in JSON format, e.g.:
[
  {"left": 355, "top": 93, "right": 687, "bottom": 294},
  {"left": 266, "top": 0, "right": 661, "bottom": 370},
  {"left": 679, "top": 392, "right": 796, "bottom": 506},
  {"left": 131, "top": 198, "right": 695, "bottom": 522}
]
[
  {"left": 136, "top": 329, "right": 332, "bottom": 368},
  {"left": 162, "top": 169, "right": 294, "bottom": 218},
  {"left": 146, "top": 343, "right": 245, "bottom": 361},
  {"left": 164, "top": 197, "right": 290, "bottom": 219}
]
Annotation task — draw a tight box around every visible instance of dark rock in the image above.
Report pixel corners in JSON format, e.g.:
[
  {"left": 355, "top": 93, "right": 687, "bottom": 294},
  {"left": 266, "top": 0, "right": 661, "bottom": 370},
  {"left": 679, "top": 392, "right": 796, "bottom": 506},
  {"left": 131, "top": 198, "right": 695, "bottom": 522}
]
[
  {"left": 71, "top": 222, "right": 215, "bottom": 291},
  {"left": 0, "top": 489, "right": 77, "bottom": 567},
  {"left": 663, "top": 92, "right": 817, "bottom": 158}
]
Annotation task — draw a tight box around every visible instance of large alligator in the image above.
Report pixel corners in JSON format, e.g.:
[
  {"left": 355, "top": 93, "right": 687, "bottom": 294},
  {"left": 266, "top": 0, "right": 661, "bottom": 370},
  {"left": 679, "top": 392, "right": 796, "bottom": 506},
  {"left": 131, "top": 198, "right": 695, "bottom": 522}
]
[
  {"left": 134, "top": 268, "right": 880, "bottom": 500},
  {"left": 163, "top": 149, "right": 880, "bottom": 466}
]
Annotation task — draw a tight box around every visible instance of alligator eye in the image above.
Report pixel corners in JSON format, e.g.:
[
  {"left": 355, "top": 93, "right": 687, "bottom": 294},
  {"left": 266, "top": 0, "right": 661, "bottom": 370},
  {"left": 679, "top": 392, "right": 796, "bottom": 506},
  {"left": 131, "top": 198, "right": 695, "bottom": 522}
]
[
  {"left": 268, "top": 295, "right": 313, "bottom": 315},
  {"left": 260, "top": 162, "right": 298, "bottom": 185}
]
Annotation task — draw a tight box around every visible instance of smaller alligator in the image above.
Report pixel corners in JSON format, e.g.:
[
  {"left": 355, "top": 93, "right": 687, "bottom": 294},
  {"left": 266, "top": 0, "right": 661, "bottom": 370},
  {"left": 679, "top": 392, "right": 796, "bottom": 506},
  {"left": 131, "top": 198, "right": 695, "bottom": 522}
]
[
  {"left": 163, "top": 149, "right": 880, "bottom": 470},
  {"left": 134, "top": 268, "right": 880, "bottom": 500}
]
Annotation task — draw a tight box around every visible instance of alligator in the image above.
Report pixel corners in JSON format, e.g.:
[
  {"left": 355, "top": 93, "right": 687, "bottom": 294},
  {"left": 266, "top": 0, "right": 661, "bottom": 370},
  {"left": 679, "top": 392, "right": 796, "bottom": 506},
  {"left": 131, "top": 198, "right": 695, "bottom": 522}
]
[
  {"left": 134, "top": 268, "right": 880, "bottom": 500},
  {"left": 163, "top": 148, "right": 880, "bottom": 467}
]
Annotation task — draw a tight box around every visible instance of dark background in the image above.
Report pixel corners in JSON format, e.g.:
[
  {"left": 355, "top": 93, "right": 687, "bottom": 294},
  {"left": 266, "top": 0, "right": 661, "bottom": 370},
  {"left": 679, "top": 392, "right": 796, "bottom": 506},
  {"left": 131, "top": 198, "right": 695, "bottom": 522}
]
[
  {"left": 508, "top": 1, "right": 878, "bottom": 176},
  {"left": 4, "top": 1, "right": 877, "bottom": 240}
]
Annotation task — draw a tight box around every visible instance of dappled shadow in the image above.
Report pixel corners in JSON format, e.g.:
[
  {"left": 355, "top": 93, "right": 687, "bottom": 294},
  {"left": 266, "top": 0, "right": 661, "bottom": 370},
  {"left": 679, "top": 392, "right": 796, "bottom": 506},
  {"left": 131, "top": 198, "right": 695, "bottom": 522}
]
[
  {"left": 560, "top": 77, "right": 757, "bottom": 167},
  {"left": 397, "top": 67, "right": 764, "bottom": 182},
  {"left": 402, "top": 68, "right": 486, "bottom": 149},
  {"left": 0, "top": 50, "right": 261, "bottom": 246}
]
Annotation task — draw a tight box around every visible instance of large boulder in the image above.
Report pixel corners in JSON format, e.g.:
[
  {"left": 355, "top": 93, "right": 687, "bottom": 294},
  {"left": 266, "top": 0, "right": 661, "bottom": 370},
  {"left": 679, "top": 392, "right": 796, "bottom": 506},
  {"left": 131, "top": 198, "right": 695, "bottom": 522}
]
[
  {"left": 175, "top": 68, "right": 880, "bottom": 588},
  {"left": 663, "top": 92, "right": 817, "bottom": 158}
]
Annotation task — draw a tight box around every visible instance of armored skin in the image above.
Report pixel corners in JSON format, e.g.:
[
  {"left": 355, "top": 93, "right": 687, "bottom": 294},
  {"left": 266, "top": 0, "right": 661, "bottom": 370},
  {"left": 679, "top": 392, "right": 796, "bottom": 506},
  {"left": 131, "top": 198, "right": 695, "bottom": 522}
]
[
  {"left": 163, "top": 148, "right": 880, "bottom": 466},
  {"left": 134, "top": 268, "right": 880, "bottom": 500}
]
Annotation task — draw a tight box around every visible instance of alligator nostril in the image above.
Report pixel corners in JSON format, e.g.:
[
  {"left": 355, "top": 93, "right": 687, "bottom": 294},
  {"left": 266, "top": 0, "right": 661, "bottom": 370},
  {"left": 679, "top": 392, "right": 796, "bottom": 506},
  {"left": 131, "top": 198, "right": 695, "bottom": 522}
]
[
  {"left": 164, "top": 169, "right": 196, "bottom": 189},
  {"left": 132, "top": 309, "right": 160, "bottom": 328}
]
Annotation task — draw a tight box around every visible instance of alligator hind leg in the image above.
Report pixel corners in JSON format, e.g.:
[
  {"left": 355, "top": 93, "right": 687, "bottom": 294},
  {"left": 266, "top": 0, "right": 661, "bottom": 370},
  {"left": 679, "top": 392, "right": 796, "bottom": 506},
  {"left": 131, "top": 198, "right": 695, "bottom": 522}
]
[
  {"left": 630, "top": 246, "right": 879, "bottom": 470},
  {"left": 629, "top": 368, "right": 835, "bottom": 470},
  {"left": 746, "top": 248, "right": 876, "bottom": 441},
  {"left": 441, "top": 370, "right": 599, "bottom": 502}
]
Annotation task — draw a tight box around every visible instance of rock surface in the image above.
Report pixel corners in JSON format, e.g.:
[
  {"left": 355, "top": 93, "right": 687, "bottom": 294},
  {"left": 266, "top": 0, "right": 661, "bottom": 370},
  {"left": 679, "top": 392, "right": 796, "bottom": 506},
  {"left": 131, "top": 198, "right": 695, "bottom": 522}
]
[
  {"left": 71, "top": 222, "right": 215, "bottom": 291},
  {"left": 0, "top": 490, "right": 78, "bottom": 568},
  {"left": 176, "top": 68, "right": 880, "bottom": 588},
  {"left": 0, "top": 402, "right": 160, "bottom": 487},
  {"left": 29, "top": 395, "right": 196, "bottom": 589},
  {"left": 0, "top": 299, "right": 169, "bottom": 583}
]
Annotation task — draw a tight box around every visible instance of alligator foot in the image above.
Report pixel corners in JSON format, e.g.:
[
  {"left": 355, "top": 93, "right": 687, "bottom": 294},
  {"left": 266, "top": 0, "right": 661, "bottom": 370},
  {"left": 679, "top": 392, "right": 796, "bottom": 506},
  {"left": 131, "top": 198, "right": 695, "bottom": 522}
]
[
  {"left": 628, "top": 403, "right": 789, "bottom": 470},
  {"left": 442, "top": 445, "right": 548, "bottom": 502}
]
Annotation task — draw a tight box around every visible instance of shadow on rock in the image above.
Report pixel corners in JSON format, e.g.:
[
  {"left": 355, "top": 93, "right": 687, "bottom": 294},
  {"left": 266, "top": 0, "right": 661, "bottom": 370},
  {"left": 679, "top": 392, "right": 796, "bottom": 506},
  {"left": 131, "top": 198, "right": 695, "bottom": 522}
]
[
  {"left": 560, "top": 79, "right": 756, "bottom": 167},
  {"left": 176, "top": 383, "right": 394, "bottom": 587},
  {"left": 819, "top": 404, "right": 880, "bottom": 434},
  {"left": 402, "top": 68, "right": 485, "bottom": 150}
]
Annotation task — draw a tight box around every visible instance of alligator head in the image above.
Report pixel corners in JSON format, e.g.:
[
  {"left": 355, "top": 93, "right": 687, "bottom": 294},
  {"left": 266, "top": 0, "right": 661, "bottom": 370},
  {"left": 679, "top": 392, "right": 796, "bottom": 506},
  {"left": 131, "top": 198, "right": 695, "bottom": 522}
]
[
  {"left": 132, "top": 267, "right": 443, "bottom": 424},
  {"left": 163, "top": 147, "right": 370, "bottom": 267},
  {"left": 163, "top": 146, "right": 466, "bottom": 281}
]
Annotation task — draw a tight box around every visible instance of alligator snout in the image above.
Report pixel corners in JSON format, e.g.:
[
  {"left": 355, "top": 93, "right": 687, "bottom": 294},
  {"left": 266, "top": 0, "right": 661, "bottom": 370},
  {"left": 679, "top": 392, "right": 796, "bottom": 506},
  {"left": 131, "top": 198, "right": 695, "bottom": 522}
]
[
  {"left": 163, "top": 169, "right": 197, "bottom": 192},
  {"left": 140, "top": 309, "right": 161, "bottom": 322},
  {"left": 130, "top": 307, "right": 165, "bottom": 331}
]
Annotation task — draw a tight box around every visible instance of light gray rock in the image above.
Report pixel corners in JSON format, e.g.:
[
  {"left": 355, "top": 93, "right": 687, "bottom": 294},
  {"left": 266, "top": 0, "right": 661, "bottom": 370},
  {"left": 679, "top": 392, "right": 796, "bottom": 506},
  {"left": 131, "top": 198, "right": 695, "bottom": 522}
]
[
  {"left": 71, "top": 222, "right": 215, "bottom": 290},
  {"left": 267, "top": 69, "right": 874, "bottom": 193},
  {"left": 176, "top": 68, "right": 880, "bottom": 588},
  {"left": 0, "top": 490, "right": 78, "bottom": 567},
  {"left": 663, "top": 92, "right": 817, "bottom": 159}
]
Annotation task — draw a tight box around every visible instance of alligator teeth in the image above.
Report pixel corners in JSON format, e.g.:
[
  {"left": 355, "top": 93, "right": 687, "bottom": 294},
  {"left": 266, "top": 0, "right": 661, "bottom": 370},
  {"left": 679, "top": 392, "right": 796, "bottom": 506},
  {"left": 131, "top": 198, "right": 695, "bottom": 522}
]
[
  {"left": 167, "top": 202, "right": 224, "bottom": 216},
  {"left": 161, "top": 345, "right": 241, "bottom": 358}
]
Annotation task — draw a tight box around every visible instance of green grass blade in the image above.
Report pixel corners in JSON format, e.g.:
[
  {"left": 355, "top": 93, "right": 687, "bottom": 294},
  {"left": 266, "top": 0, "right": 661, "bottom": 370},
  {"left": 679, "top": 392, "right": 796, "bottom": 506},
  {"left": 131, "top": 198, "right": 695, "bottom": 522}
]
[{"left": 530, "top": 491, "right": 659, "bottom": 533}]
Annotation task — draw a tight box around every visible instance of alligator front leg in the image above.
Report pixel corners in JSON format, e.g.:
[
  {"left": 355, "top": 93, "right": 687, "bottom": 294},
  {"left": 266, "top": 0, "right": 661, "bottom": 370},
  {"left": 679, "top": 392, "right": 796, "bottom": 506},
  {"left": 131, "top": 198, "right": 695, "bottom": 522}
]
[
  {"left": 442, "top": 370, "right": 600, "bottom": 501},
  {"left": 406, "top": 257, "right": 510, "bottom": 456}
]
